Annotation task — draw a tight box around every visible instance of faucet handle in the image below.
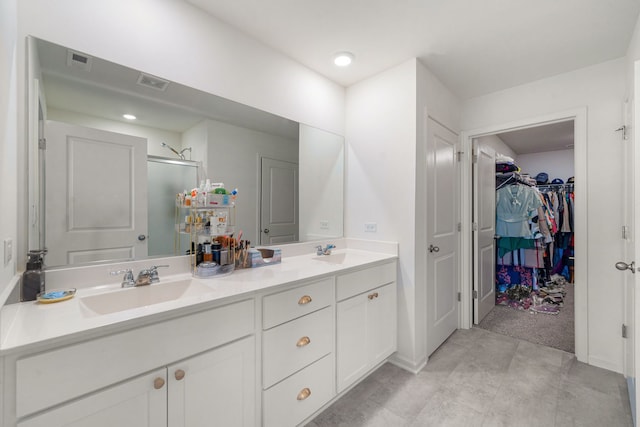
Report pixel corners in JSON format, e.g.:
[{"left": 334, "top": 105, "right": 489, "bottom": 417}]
[
  {"left": 110, "top": 268, "right": 135, "bottom": 288},
  {"left": 148, "top": 265, "right": 169, "bottom": 283}
]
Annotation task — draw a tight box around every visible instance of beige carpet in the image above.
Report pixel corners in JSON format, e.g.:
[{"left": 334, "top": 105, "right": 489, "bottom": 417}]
[{"left": 477, "top": 282, "right": 575, "bottom": 353}]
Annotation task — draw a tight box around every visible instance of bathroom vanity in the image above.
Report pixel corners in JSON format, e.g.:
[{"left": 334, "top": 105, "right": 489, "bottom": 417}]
[{"left": 0, "top": 242, "right": 397, "bottom": 427}]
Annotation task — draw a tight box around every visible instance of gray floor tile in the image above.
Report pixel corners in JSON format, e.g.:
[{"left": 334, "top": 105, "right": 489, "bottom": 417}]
[{"left": 305, "top": 329, "right": 632, "bottom": 427}]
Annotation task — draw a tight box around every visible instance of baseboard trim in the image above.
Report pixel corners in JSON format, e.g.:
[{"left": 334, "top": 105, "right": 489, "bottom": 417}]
[{"left": 387, "top": 353, "right": 427, "bottom": 374}]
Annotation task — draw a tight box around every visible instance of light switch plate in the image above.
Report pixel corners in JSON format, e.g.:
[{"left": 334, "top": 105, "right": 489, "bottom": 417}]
[
  {"left": 364, "top": 222, "right": 377, "bottom": 233},
  {"left": 3, "top": 238, "right": 12, "bottom": 266},
  {"left": 320, "top": 220, "right": 329, "bottom": 229}
]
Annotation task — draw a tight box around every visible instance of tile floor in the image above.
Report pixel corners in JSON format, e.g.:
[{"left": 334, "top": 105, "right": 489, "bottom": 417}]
[{"left": 306, "top": 328, "right": 633, "bottom": 427}]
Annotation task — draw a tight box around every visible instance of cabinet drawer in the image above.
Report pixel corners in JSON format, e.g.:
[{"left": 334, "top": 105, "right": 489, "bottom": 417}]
[
  {"left": 263, "top": 307, "right": 333, "bottom": 388},
  {"left": 263, "top": 277, "right": 334, "bottom": 329},
  {"left": 336, "top": 261, "right": 396, "bottom": 301},
  {"left": 263, "top": 354, "right": 335, "bottom": 427},
  {"left": 16, "top": 298, "right": 254, "bottom": 418}
]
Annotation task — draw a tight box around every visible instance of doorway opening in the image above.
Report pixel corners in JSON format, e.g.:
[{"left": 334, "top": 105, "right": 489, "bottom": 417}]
[
  {"left": 472, "top": 121, "right": 576, "bottom": 353},
  {"left": 459, "top": 108, "right": 588, "bottom": 363}
]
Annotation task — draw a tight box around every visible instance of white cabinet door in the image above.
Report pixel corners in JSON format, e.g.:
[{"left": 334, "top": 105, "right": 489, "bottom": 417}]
[
  {"left": 337, "top": 282, "right": 397, "bottom": 393},
  {"left": 336, "top": 290, "right": 369, "bottom": 393},
  {"left": 17, "top": 369, "right": 167, "bottom": 427},
  {"left": 167, "top": 336, "right": 255, "bottom": 427},
  {"left": 367, "top": 283, "right": 397, "bottom": 366}
]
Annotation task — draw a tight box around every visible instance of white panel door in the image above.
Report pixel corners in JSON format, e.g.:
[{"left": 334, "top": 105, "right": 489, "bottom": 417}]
[
  {"left": 473, "top": 141, "right": 496, "bottom": 323},
  {"left": 45, "top": 121, "right": 148, "bottom": 267},
  {"left": 426, "top": 118, "right": 459, "bottom": 356},
  {"left": 260, "top": 157, "right": 298, "bottom": 245}
]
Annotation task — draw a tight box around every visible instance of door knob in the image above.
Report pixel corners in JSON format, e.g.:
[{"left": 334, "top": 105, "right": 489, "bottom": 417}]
[
  {"left": 615, "top": 261, "right": 636, "bottom": 273},
  {"left": 428, "top": 245, "right": 440, "bottom": 253},
  {"left": 138, "top": 234, "right": 147, "bottom": 241},
  {"left": 263, "top": 228, "right": 270, "bottom": 234}
]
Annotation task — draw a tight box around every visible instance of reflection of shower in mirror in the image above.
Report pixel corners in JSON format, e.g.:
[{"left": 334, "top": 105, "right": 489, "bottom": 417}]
[{"left": 161, "top": 142, "right": 192, "bottom": 160}]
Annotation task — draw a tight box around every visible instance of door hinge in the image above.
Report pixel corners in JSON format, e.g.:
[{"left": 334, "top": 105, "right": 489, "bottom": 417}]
[
  {"left": 457, "top": 223, "right": 462, "bottom": 232},
  {"left": 457, "top": 292, "right": 461, "bottom": 302},
  {"left": 622, "top": 324, "right": 628, "bottom": 339},
  {"left": 472, "top": 222, "right": 478, "bottom": 232},
  {"left": 456, "top": 151, "right": 463, "bottom": 162},
  {"left": 622, "top": 226, "right": 629, "bottom": 240},
  {"left": 473, "top": 290, "right": 478, "bottom": 299},
  {"left": 472, "top": 154, "right": 478, "bottom": 164},
  {"left": 38, "top": 138, "right": 46, "bottom": 150}
]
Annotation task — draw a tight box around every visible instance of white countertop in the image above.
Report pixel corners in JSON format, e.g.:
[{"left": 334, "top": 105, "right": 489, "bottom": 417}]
[{"left": 0, "top": 247, "right": 397, "bottom": 355}]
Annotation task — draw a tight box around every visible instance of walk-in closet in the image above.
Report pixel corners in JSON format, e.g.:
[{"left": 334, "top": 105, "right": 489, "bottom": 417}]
[{"left": 474, "top": 121, "right": 575, "bottom": 353}]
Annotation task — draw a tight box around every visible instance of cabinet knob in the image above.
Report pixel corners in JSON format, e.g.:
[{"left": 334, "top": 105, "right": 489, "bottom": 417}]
[
  {"left": 154, "top": 377, "right": 165, "bottom": 390},
  {"left": 175, "top": 369, "right": 186, "bottom": 381},
  {"left": 297, "top": 387, "right": 311, "bottom": 401},
  {"left": 368, "top": 292, "right": 379, "bottom": 300},
  {"left": 298, "top": 295, "right": 313, "bottom": 305},
  {"left": 296, "top": 336, "right": 311, "bottom": 347}
]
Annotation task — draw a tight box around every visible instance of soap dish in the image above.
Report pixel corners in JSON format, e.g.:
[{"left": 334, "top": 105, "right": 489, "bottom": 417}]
[{"left": 36, "top": 288, "right": 76, "bottom": 304}]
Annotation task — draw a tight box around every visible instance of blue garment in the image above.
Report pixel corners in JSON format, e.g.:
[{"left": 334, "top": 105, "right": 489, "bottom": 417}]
[{"left": 496, "top": 185, "right": 542, "bottom": 237}]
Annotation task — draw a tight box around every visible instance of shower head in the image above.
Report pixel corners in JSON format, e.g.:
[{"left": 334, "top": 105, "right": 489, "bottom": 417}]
[{"left": 161, "top": 142, "right": 185, "bottom": 159}]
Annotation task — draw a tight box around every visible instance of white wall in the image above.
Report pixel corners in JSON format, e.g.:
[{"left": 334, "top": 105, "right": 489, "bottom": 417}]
[
  {"left": 517, "top": 149, "right": 575, "bottom": 183},
  {"left": 47, "top": 108, "right": 182, "bottom": 157},
  {"left": 462, "top": 58, "right": 626, "bottom": 372},
  {"left": 345, "top": 58, "right": 461, "bottom": 371},
  {"left": 346, "top": 59, "right": 418, "bottom": 366},
  {"left": 16, "top": 0, "right": 344, "bottom": 135},
  {"left": 203, "top": 119, "right": 298, "bottom": 245},
  {"left": 0, "top": 0, "right": 18, "bottom": 300},
  {"left": 299, "top": 125, "right": 344, "bottom": 241}
]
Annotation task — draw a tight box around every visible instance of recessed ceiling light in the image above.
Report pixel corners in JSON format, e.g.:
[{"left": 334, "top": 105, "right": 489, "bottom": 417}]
[
  {"left": 123, "top": 114, "right": 137, "bottom": 120},
  {"left": 333, "top": 52, "right": 354, "bottom": 67}
]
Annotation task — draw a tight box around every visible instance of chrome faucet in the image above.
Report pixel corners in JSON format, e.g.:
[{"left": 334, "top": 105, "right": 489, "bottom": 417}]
[
  {"left": 110, "top": 268, "right": 135, "bottom": 288},
  {"left": 110, "top": 265, "right": 168, "bottom": 288},
  {"left": 315, "top": 244, "right": 336, "bottom": 256},
  {"left": 135, "top": 265, "right": 169, "bottom": 286}
]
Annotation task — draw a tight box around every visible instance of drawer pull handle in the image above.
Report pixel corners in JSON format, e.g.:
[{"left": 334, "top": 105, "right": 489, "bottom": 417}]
[
  {"left": 368, "top": 292, "right": 379, "bottom": 300},
  {"left": 175, "top": 369, "right": 186, "bottom": 381},
  {"left": 296, "top": 336, "right": 311, "bottom": 347},
  {"left": 297, "top": 387, "right": 312, "bottom": 401},
  {"left": 154, "top": 377, "right": 165, "bottom": 390},
  {"left": 298, "top": 295, "right": 313, "bottom": 305}
]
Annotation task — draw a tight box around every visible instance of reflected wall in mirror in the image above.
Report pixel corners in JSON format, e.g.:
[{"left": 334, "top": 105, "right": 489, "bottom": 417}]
[{"left": 28, "top": 37, "right": 344, "bottom": 269}]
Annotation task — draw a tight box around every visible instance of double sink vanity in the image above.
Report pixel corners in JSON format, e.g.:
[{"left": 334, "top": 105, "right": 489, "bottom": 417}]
[{"left": 0, "top": 239, "right": 398, "bottom": 427}]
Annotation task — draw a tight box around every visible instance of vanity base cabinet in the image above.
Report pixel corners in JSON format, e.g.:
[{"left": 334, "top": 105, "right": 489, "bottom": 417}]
[
  {"left": 17, "top": 369, "right": 168, "bottom": 427},
  {"left": 336, "top": 263, "right": 397, "bottom": 393},
  {"left": 16, "top": 336, "right": 255, "bottom": 427}
]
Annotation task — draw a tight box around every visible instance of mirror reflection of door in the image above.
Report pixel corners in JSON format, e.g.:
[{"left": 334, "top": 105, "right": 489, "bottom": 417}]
[
  {"left": 260, "top": 157, "right": 298, "bottom": 245},
  {"left": 45, "top": 121, "right": 148, "bottom": 267}
]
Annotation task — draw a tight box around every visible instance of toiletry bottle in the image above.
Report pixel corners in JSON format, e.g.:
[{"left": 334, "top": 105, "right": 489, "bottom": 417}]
[{"left": 22, "top": 250, "right": 47, "bottom": 301}]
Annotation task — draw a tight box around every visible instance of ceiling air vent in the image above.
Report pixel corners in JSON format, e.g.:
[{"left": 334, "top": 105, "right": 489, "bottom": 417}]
[
  {"left": 137, "top": 73, "right": 170, "bottom": 92},
  {"left": 66, "top": 50, "right": 93, "bottom": 72}
]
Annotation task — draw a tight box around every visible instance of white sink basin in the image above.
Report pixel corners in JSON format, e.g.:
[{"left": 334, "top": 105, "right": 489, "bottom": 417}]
[
  {"left": 81, "top": 280, "right": 211, "bottom": 315},
  {"left": 312, "top": 253, "right": 349, "bottom": 264}
]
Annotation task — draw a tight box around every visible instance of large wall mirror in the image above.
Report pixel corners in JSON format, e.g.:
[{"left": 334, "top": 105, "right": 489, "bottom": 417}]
[{"left": 27, "top": 37, "right": 344, "bottom": 269}]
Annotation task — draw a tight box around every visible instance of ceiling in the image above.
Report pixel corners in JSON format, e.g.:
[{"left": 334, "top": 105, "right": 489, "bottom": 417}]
[
  {"left": 186, "top": 0, "right": 640, "bottom": 100},
  {"left": 496, "top": 121, "right": 574, "bottom": 155}
]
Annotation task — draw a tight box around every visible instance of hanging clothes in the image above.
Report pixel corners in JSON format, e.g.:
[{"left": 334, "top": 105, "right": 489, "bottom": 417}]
[{"left": 495, "top": 184, "right": 542, "bottom": 238}]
